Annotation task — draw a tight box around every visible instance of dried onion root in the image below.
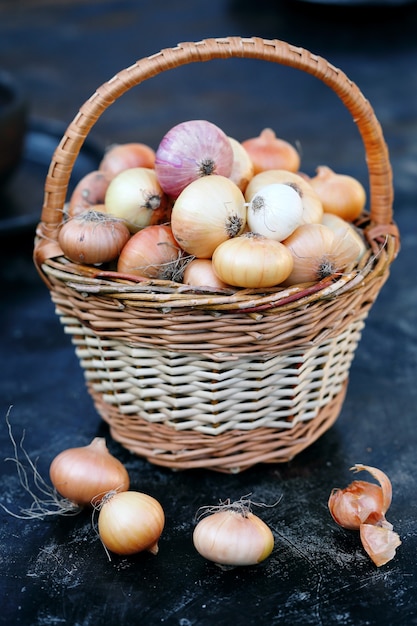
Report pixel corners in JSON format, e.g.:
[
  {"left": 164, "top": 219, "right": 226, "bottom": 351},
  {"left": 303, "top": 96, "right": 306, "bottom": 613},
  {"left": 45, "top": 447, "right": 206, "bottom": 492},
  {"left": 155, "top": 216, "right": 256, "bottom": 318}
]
[{"left": 1, "top": 407, "right": 129, "bottom": 519}]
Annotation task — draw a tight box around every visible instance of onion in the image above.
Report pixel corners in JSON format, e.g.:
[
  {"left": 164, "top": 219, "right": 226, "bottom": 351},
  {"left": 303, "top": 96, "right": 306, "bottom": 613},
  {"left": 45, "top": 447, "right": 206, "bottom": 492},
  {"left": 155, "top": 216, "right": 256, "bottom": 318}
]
[
  {"left": 50, "top": 438, "right": 130, "bottom": 508},
  {"left": 228, "top": 136, "right": 255, "bottom": 192},
  {"left": 245, "top": 169, "right": 323, "bottom": 224},
  {"left": 182, "top": 258, "right": 231, "bottom": 290},
  {"left": 99, "top": 142, "right": 156, "bottom": 178},
  {"left": 104, "top": 167, "right": 169, "bottom": 232},
  {"left": 282, "top": 223, "right": 362, "bottom": 285},
  {"left": 154, "top": 119, "right": 234, "bottom": 198},
  {"left": 321, "top": 212, "right": 366, "bottom": 261},
  {"left": 58, "top": 209, "right": 131, "bottom": 265},
  {"left": 212, "top": 232, "right": 294, "bottom": 288},
  {"left": 171, "top": 175, "right": 246, "bottom": 258},
  {"left": 0, "top": 412, "right": 130, "bottom": 519},
  {"left": 247, "top": 182, "right": 304, "bottom": 241},
  {"left": 309, "top": 165, "right": 366, "bottom": 222},
  {"left": 117, "top": 224, "right": 183, "bottom": 280},
  {"left": 241, "top": 128, "right": 300, "bottom": 174},
  {"left": 98, "top": 491, "right": 165, "bottom": 556},
  {"left": 67, "top": 170, "right": 111, "bottom": 218},
  {"left": 193, "top": 498, "right": 274, "bottom": 567}
]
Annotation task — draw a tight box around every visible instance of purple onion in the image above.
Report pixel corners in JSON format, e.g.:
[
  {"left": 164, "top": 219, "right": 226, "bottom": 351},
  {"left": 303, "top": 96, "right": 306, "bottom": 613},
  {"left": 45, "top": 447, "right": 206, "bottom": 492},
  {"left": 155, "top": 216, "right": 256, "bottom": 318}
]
[{"left": 155, "top": 119, "right": 234, "bottom": 198}]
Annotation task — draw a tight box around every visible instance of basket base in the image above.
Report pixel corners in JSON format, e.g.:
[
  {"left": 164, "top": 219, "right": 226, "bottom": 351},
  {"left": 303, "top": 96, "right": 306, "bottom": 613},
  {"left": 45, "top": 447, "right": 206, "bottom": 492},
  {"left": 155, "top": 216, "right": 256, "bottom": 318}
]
[{"left": 93, "top": 380, "right": 347, "bottom": 473}]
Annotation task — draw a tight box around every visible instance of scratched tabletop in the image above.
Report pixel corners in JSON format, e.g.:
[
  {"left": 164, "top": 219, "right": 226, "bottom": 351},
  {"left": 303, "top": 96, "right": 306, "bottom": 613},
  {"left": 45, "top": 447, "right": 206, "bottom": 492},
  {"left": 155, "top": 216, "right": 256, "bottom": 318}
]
[{"left": 1, "top": 1, "right": 417, "bottom": 625}]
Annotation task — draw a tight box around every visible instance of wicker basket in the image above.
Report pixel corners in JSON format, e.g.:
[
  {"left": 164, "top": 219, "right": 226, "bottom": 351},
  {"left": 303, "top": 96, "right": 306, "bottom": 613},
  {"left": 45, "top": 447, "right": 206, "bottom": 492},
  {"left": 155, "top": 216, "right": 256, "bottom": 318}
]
[{"left": 34, "top": 37, "right": 399, "bottom": 473}]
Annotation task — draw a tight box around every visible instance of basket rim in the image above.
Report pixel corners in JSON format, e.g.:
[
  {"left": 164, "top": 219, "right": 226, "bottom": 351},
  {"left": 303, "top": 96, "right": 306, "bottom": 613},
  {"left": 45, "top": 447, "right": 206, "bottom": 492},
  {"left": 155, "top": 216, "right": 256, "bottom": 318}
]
[{"left": 40, "top": 231, "right": 395, "bottom": 312}]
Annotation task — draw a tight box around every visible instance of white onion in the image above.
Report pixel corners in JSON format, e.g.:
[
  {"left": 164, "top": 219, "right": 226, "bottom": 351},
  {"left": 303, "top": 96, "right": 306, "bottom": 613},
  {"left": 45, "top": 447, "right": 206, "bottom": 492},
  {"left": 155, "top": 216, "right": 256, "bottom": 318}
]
[
  {"left": 155, "top": 120, "right": 234, "bottom": 198},
  {"left": 247, "top": 183, "right": 304, "bottom": 241},
  {"left": 245, "top": 170, "right": 323, "bottom": 225}
]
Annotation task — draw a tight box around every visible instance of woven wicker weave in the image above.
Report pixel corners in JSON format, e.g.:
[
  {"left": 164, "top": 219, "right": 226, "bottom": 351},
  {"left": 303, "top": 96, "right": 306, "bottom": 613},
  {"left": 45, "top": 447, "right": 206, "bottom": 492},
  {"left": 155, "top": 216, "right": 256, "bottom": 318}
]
[{"left": 34, "top": 37, "right": 399, "bottom": 472}]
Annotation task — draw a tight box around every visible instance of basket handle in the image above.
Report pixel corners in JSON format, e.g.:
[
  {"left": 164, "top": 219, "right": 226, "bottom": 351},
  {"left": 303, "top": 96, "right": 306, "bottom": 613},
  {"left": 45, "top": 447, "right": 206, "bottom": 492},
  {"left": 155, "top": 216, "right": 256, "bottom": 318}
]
[{"left": 34, "top": 37, "right": 397, "bottom": 272}]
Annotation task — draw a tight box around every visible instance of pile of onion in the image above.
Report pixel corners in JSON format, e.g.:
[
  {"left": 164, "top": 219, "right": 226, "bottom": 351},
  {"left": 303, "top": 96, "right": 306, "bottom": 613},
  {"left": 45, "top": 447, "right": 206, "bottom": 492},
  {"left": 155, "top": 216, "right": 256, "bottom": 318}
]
[{"left": 59, "top": 118, "right": 369, "bottom": 292}]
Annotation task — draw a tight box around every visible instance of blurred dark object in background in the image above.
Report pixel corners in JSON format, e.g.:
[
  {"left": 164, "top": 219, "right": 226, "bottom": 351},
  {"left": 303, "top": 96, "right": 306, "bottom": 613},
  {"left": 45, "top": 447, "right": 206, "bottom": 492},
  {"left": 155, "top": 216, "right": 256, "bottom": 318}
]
[
  {"left": 296, "top": 0, "right": 416, "bottom": 4},
  {"left": 0, "top": 70, "right": 28, "bottom": 186}
]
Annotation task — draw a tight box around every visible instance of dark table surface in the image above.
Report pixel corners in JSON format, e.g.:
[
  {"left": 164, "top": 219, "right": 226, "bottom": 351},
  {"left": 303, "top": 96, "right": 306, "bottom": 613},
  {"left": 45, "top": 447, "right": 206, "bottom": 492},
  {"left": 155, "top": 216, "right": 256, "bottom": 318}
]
[{"left": 1, "top": 1, "right": 417, "bottom": 625}]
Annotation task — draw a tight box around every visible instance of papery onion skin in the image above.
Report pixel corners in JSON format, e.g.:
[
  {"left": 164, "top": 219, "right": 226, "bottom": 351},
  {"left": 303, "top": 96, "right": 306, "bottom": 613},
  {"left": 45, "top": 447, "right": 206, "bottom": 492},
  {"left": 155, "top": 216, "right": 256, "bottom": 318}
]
[
  {"left": 117, "top": 224, "right": 182, "bottom": 280},
  {"left": 171, "top": 175, "right": 246, "bottom": 258},
  {"left": 309, "top": 165, "right": 366, "bottom": 222},
  {"left": 98, "top": 491, "right": 165, "bottom": 556},
  {"left": 212, "top": 232, "right": 294, "bottom": 288},
  {"left": 359, "top": 523, "right": 401, "bottom": 567},
  {"left": 58, "top": 210, "right": 131, "bottom": 265},
  {"left": 49, "top": 438, "right": 130, "bottom": 507},
  {"left": 104, "top": 167, "right": 169, "bottom": 232},
  {"left": 241, "top": 128, "right": 300, "bottom": 174},
  {"left": 155, "top": 119, "right": 234, "bottom": 198},
  {"left": 193, "top": 510, "right": 274, "bottom": 566},
  {"left": 328, "top": 482, "right": 388, "bottom": 531},
  {"left": 245, "top": 169, "right": 323, "bottom": 225},
  {"left": 99, "top": 142, "right": 156, "bottom": 178},
  {"left": 247, "top": 183, "right": 304, "bottom": 241},
  {"left": 328, "top": 464, "right": 393, "bottom": 531}
]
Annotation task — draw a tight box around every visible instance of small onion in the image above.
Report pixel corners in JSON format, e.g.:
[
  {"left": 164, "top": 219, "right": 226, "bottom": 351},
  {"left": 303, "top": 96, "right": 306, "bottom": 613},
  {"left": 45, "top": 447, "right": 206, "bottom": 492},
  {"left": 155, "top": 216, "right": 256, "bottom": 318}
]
[
  {"left": 182, "top": 258, "right": 231, "bottom": 290},
  {"left": 282, "top": 223, "right": 362, "bottom": 285},
  {"left": 98, "top": 491, "right": 165, "bottom": 556},
  {"left": 171, "top": 175, "right": 246, "bottom": 258},
  {"left": 241, "top": 128, "right": 300, "bottom": 174},
  {"left": 247, "top": 183, "right": 304, "bottom": 241},
  {"left": 321, "top": 212, "right": 366, "bottom": 261},
  {"left": 99, "top": 142, "right": 156, "bottom": 178},
  {"left": 193, "top": 499, "right": 274, "bottom": 567},
  {"left": 245, "top": 170, "right": 323, "bottom": 225},
  {"left": 49, "top": 438, "right": 130, "bottom": 507},
  {"left": 117, "top": 224, "right": 182, "bottom": 280},
  {"left": 309, "top": 165, "right": 366, "bottom": 222},
  {"left": 228, "top": 136, "right": 255, "bottom": 192},
  {"left": 68, "top": 170, "right": 111, "bottom": 218},
  {"left": 155, "top": 119, "right": 234, "bottom": 198},
  {"left": 104, "top": 167, "right": 169, "bottom": 232},
  {"left": 212, "top": 232, "right": 294, "bottom": 288},
  {"left": 58, "top": 209, "right": 131, "bottom": 265}
]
